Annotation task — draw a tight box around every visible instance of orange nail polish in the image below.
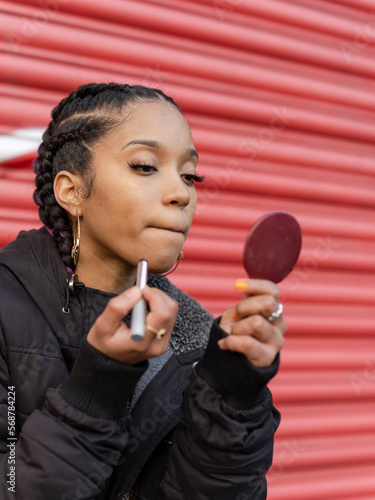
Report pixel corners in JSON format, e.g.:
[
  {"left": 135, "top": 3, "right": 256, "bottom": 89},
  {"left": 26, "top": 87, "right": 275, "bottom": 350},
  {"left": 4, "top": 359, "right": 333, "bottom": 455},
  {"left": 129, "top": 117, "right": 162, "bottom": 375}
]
[
  {"left": 232, "top": 311, "right": 237, "bottom": 320},
  {"left": 235, "top": 279, "right": 248, "bottom": 291}
]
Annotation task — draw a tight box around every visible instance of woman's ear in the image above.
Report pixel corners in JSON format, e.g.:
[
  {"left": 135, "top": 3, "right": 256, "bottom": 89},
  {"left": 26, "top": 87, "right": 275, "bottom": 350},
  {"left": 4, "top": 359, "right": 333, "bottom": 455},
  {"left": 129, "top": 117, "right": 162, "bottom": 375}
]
[{"left": 54, "top": 171, "right": 83, "bottom": 217}]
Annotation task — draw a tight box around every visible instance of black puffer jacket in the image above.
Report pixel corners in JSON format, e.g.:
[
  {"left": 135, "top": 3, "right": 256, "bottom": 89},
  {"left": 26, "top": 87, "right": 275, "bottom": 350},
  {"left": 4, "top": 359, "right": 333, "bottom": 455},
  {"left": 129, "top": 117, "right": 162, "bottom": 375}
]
[{"left": 0, "top": 228, "right": 280, "bottom": 499}]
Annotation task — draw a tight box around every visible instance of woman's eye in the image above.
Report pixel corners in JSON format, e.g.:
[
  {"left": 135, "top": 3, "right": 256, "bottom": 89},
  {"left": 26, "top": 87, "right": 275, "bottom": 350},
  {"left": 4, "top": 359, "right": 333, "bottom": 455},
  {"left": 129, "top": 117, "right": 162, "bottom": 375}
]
[
  {"left": 183, "top": 174, "right": 206, "bottom": 186},
  {"left": 128, "top": 162, "right": 157, "bottom": 174}
]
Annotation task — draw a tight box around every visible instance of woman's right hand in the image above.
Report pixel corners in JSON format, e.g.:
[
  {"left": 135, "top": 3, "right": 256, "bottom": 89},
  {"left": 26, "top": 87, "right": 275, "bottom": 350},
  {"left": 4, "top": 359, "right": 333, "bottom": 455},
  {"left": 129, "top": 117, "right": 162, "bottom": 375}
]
[{"left": 87, "top": 285, "right": 178, "bottom": 365}]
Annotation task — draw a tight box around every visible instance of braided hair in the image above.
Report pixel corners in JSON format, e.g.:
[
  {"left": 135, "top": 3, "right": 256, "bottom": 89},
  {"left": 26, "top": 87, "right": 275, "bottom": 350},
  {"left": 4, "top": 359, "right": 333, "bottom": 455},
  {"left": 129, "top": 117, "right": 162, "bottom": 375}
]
[{"left": 33, "top": 83, "right": 180, "bottom": 273}]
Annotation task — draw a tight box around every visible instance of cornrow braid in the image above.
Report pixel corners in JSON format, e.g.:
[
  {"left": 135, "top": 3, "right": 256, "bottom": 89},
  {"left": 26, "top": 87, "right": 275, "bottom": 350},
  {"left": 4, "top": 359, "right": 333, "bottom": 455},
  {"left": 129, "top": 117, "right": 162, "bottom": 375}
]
[{"left": 33, "top": 82, "right": 180, "bottom": 273}]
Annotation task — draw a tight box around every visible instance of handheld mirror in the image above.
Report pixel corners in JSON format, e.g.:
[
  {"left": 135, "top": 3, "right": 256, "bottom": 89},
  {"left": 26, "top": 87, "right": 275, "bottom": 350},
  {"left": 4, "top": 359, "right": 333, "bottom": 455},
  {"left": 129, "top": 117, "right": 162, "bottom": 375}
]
[{"left": 243, "top": 211, "right": 302, "bottom": 283}]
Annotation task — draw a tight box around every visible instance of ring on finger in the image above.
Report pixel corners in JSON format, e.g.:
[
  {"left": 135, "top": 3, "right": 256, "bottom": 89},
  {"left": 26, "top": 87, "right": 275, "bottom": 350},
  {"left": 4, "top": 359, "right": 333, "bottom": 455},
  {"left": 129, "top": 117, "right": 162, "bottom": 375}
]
[
  {"left": 267, "top": 303, "right": 283, "bottom": 322},
  {"left": 146, "top": 324, "right": 167, "bottom": 340}
]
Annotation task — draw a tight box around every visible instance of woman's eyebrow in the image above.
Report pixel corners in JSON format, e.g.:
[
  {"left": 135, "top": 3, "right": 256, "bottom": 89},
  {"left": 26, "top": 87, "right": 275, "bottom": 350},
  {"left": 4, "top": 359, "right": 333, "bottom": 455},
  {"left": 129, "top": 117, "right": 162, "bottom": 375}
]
[
  {"left": 122, "top": 139, "right": 199, "bottom": 160},
  {"left": 122, "top": 139, "right": 160, "bottom": 150}
]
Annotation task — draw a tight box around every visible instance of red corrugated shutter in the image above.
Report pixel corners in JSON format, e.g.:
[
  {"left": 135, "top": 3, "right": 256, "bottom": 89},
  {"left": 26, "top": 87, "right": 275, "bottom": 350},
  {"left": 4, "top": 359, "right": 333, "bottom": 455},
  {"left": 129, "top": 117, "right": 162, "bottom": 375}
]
[{"left": 1, "top": 1, "right": 375, "bottom": 497}]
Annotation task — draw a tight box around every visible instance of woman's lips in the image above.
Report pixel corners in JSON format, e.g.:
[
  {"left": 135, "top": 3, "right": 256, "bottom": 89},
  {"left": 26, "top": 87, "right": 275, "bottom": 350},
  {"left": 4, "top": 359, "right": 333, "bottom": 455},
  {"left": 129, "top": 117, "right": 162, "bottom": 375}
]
[{"left": 149, "top": 226, "right": 185, "bottom": 234}]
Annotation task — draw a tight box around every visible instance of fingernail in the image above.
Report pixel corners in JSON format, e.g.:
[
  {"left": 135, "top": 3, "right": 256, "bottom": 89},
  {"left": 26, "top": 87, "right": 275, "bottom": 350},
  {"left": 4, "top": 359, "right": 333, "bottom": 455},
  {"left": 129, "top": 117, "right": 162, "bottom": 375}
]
[
  {"left": 235, "top": 279, "right": 248, "bottom": 291},
  {"left": 232, "top": 311, "right": 237, "bottom": 320}
]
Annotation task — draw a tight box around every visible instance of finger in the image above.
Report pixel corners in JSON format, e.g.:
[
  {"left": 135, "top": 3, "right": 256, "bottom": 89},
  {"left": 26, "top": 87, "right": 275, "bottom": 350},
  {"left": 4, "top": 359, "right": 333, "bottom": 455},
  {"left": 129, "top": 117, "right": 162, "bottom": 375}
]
[
  {"left": 234, "top": 279, "right": 280, "bottom": 300},
  {"left": 235, "top": 294, "right": 279, "bottom": 321},
  {"left": 232, "top": 314, "right": 270, "bottom": 338},
  {"left": 95, "top": 286, "right": 142, "bottom": 335},
  {"left": 218, "top": 335, "right": 280, "bottom": 368},
  {"left": 269, "top": 316, "right": 288, "bottom": 337},
  {"left": 219, "top": 307, "right": 238, "bottom": 334},
  {"left": 142, "top": 286, "right": 178, "bottom": 338},
  {"left": 231, "top": 315, "right": 286, "bottom": 351},
  {"left": 142, "top": 286, "right": 178, "bottom": 321}
]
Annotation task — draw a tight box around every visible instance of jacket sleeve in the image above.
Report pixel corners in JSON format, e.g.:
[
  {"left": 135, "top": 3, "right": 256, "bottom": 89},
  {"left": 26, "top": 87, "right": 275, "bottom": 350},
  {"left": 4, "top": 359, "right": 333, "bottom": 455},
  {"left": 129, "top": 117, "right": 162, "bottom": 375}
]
[
  {"left": 0, "top": 336, "right": 148, "bottom": 500},
  {"left": 159, "top": 318, "right": 281, "bottom": 500}
]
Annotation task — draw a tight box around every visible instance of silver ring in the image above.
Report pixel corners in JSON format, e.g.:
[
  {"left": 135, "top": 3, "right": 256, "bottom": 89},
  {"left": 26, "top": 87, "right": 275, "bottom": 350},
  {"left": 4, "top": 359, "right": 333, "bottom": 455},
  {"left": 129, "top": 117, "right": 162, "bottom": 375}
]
[{"left": 267, "top": 303, "right": 283, "bottom": 322}]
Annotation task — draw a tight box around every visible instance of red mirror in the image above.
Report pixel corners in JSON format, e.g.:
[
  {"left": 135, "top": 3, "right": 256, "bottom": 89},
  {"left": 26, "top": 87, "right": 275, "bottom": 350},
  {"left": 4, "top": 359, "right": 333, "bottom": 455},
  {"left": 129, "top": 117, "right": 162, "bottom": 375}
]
[{"left": 243, "top": 211, "right": 302, "bottom": 283}]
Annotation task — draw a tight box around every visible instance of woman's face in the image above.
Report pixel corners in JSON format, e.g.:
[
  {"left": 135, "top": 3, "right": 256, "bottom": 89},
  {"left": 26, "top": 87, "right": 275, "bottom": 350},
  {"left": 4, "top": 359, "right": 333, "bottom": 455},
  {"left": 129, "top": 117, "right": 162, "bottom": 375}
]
[{"left": 78, "top": 100, "right": 199, "bottom": 275}]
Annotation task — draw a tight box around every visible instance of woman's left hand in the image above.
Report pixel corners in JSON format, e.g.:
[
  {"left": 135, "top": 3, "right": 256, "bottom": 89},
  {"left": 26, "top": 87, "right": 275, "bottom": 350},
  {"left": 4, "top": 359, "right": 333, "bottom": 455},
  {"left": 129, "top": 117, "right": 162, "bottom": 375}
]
[{"left": 218, "top": 279, "right": 287, "bottom": 368}]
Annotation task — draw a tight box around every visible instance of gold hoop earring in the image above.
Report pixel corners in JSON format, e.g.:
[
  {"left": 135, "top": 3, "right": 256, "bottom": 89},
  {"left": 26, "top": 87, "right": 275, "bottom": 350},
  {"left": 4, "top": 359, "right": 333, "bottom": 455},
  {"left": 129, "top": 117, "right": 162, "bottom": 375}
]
[
  {"left": 71, "top": 215, "right": 80, "bottom": 267},
  {"left": 150, "top": 251, "right": 184, "bottom": 278}
]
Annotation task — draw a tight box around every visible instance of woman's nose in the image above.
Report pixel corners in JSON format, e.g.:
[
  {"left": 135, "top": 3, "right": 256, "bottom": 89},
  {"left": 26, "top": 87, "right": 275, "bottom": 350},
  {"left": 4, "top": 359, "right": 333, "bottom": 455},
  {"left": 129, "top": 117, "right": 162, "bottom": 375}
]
[{"left": 162, "top": 173, "right": 191, "bottom": 207}]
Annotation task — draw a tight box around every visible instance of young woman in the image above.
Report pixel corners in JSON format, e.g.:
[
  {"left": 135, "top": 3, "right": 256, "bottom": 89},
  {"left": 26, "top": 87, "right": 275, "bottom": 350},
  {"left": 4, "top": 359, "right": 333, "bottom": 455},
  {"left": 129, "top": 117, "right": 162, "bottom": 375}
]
[{"left": 0, "top": 83, "right": 286, "bottom": 499}]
